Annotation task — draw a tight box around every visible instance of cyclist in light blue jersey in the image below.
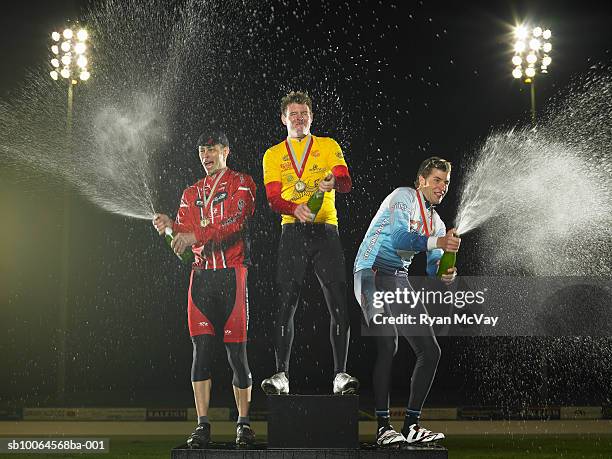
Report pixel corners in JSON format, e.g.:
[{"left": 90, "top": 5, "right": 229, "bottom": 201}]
[{"left": 354, "top": 157, "right": 460, "bottom": 447}]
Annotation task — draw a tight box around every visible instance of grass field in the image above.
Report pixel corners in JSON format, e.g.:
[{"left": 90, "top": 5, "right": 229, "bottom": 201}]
[{"left": 3, "top": 434, "right": 612, "bottom": 458}]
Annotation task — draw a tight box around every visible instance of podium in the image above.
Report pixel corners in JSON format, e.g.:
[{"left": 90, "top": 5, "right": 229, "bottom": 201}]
[
  {"left": 267, "top": 394, "right": 359, "bottom": 449},
  {"left": 172, "top": 394, "right": 448, "bottom": 457}
]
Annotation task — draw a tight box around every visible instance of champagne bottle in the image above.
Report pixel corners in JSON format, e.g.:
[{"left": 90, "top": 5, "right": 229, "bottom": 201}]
[
  {"left": 436, "top": 232, "right": 458, "bottom": 277},
  {"left": 307, "top": 173, "right": 333, "bottom": 218},
  {"left": 436, "top": 250, "right": 456, "bottom": 277},
  {"left": 307, "top": 190, "right": 325, "bottom": 216},
  {"left": 164, "top": 227, "right": 195, "bottom": 264}
]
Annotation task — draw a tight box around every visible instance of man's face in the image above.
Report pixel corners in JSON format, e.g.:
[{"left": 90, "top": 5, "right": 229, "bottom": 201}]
[
  {"left": 418, "top": 168, "right": 450, "bottom": 205},
  {"left": 198, "top": 144, "right": 228, "bottom": 175},
  {"left": 281, "top": 103, "right": 313, "bottom": 138}
]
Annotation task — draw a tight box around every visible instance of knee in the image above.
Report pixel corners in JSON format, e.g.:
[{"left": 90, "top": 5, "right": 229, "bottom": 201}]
[
  {"left": 426, "top": 340, "right": 441, "bottom": 365},
  {"left": 232, "top": 370, "right": 252, "bottom": 389},
  {"left": 191, "top": 335, "right": 213, "bottom": 382}
]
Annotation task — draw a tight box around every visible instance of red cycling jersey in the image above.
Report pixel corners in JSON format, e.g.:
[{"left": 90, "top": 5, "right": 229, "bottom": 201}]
[{"left": 173, "top": 168, "right": 256, "bottom": 269}]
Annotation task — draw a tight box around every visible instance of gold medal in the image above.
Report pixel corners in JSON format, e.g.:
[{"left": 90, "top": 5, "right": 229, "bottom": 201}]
[
  {"left": 295, "top": 180, "right": 306, "bottom": 192},
  {"left": 200, "top": 218, "right": 210, "bottom": 227}
]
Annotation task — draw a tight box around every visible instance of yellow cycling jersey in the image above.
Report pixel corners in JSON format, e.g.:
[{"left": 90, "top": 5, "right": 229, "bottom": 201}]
[{"left": 263, "top": 135, "right": 348, "bottom": 226}]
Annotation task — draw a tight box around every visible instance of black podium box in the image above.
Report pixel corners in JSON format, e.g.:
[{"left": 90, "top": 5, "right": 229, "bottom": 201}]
[{"left": 267, "top": 394, "right": 359, "bottom": 449}]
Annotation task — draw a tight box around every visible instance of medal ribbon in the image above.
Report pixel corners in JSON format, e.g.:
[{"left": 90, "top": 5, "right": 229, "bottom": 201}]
[
  {"left": 284, "top": 135, "right": 314, "bottom": 180},
  {"left": 198, "top": 169, "right": 227, "bottom": 224},
  {"left": 416, "top": 190, "right": 433, "bottom": 237}
]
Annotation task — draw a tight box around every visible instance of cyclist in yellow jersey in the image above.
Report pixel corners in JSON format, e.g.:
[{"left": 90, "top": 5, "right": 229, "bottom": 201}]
[{"left": 261, "top": 91, "right": 359, "bottom": 396}]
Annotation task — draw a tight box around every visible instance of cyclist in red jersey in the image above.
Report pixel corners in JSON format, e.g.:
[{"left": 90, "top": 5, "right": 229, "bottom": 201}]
[{"left": 153, "top": 129, "right": 256, "bottom": 448}]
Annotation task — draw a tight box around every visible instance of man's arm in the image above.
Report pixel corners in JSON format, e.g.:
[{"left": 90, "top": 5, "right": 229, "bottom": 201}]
[
  {"left": 426, "top": 219, "right": 446, "bottom": 277},
  {"left": 152, "top": 188, "right": 195, "bottom": 235},
  {"left": 173, "top": 188, "right": 196, "bottom": 233},
  {"left": 262, "top": 147, "right": 298, "bottom": 215},
  {"left": 265, "top": 181, "right": 298, "bottom": 215},
  {"left": 193, "top": 175, "right": 256, "bottom": 245},
  {"left": 388, "top": 190, "right": 430, "bottom": 252},
  {"left": 326, "top": 139, "right": 352, "bottom": 193}
]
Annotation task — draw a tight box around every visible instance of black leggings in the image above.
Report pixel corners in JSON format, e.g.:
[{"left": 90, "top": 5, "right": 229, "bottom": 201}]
[
  {"left": 274, "top": 280, "right": 350, "bottom": 375},
  {"left": 191, "top": 334, "right": 252, "bottom": 389},
  {"left": 372, "top": 273, "right": 441, "bottom": 412},
  {"left": 373, "top": 333, "right": 440, "bottom": 412},
  {"left": 274, "top": 224, "right": 350, "bottom": 375}
]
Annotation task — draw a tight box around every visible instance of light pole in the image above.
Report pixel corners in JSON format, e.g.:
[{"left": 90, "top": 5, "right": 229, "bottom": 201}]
[
  {"left": 49, "top": 25, "right": 91, "bottom": 403},
  {"left": 511, "top": 25, "right": 552, "bottom": 123}
]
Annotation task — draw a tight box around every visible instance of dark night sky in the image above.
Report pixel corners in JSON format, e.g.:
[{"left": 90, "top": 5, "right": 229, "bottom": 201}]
[{"left": 1, "top": 0, "right": 610, "bottom": 410}]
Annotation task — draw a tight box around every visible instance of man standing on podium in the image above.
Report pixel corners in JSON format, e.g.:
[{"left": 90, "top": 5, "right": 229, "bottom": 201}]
[
  {"left": 261, "top": 91, "right": 359, "bottom": 395},
  {"left": 153, "top": 129, "right": 257, "bottom": 448},
  {"left": 354, "top": 157, "right": 460, "bottom": 446}
]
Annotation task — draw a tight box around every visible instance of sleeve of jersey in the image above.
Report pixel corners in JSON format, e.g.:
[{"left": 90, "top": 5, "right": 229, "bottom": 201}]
[
  {"left": 426, "top": 218, "right": 446, "bottom": 277},
  {"left": 193, "top": 176, "right": 256, "bottom": 244},
  {"left": 389, "top": 190, "right": 428, "bottom": 252},
  {"left": 265, "top": 181, "right": 298, "bottom": 215},
  {"left": 172, "top": 189, "right": 195, "bottom": 234},
  {"left": 263, "top": 147, "right": 298, "bottom": 215},
  {"left": 332, "top": 165, "right": 352, "bottom": 193},
  {"left": 327, "top": 139, "right": 351, "bottom": 193}
]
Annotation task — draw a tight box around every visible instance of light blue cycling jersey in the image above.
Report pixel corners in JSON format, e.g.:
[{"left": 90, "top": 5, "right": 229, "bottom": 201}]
[{"left": 354, "top": 187, "right": 446, "bottom": 276}]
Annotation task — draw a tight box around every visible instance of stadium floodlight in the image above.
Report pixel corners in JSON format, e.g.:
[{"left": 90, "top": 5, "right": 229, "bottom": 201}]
[
  {"left": 514, "top": 41, "right": 526, "bottom": 53},
  {"left": 48, "top": 22, "right": 92, "bottom": 405},
  {"left": 529, "top": 38, "right": 541, "bottom": 51},
  {"left": 515, "top": 26, "right": 528, "bottom": 40},
  {"left": 77, "top": 29, "right": 88, "bottom": 41},
  {"left": 511, "top": 23, "right": 553, "bottom": 122},
  {"left": 50, "top": 25, "right": 91, "bottom": 87}
]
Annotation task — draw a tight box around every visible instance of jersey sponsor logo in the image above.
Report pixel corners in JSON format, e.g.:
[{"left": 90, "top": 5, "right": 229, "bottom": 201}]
[
  {"left": 280, "top": 162, "right": 292, "bottom": 171},
  {"left": 213, "top": 191, "right": 228, "bottom": 204},
  {"left": 237, "top": 199, "right": 245, "bottom": 211},
  {"left": 309, "top": 163, "right": 322, "bottom": 172},
  {"left": 282, "top": 154, "right": 289, "bottom": 161},
  {"left": 312, "top": 150, "right": 320, "bottom": 157},
  {"left": 198, "top": 321, "right": 209, "bottom": 327},
  {"left": 392, "top": 202, "right": 408, "bottom": 211},
  {"left": 363, "top": 218, "right": 389, "bottom": 259},
  {"left": 224, "top": 329, "right": 232, "bottom": 335},
  {"left": 336, "top": 150, "right": 344, "bottom": 159},
  {"left": 195, "top": 199, "right": 204, "bottom": 207}
]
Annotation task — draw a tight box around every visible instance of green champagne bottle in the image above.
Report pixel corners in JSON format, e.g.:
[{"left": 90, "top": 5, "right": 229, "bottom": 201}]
[
  {"left": 436, "top": 250, "right": 456, "bottom": 277},
  {"left": 307, "top": 190, "right": 325, "bottom": 216},
  {"left": 164, "top": 227, "right": 195, "bottom": 264}
]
